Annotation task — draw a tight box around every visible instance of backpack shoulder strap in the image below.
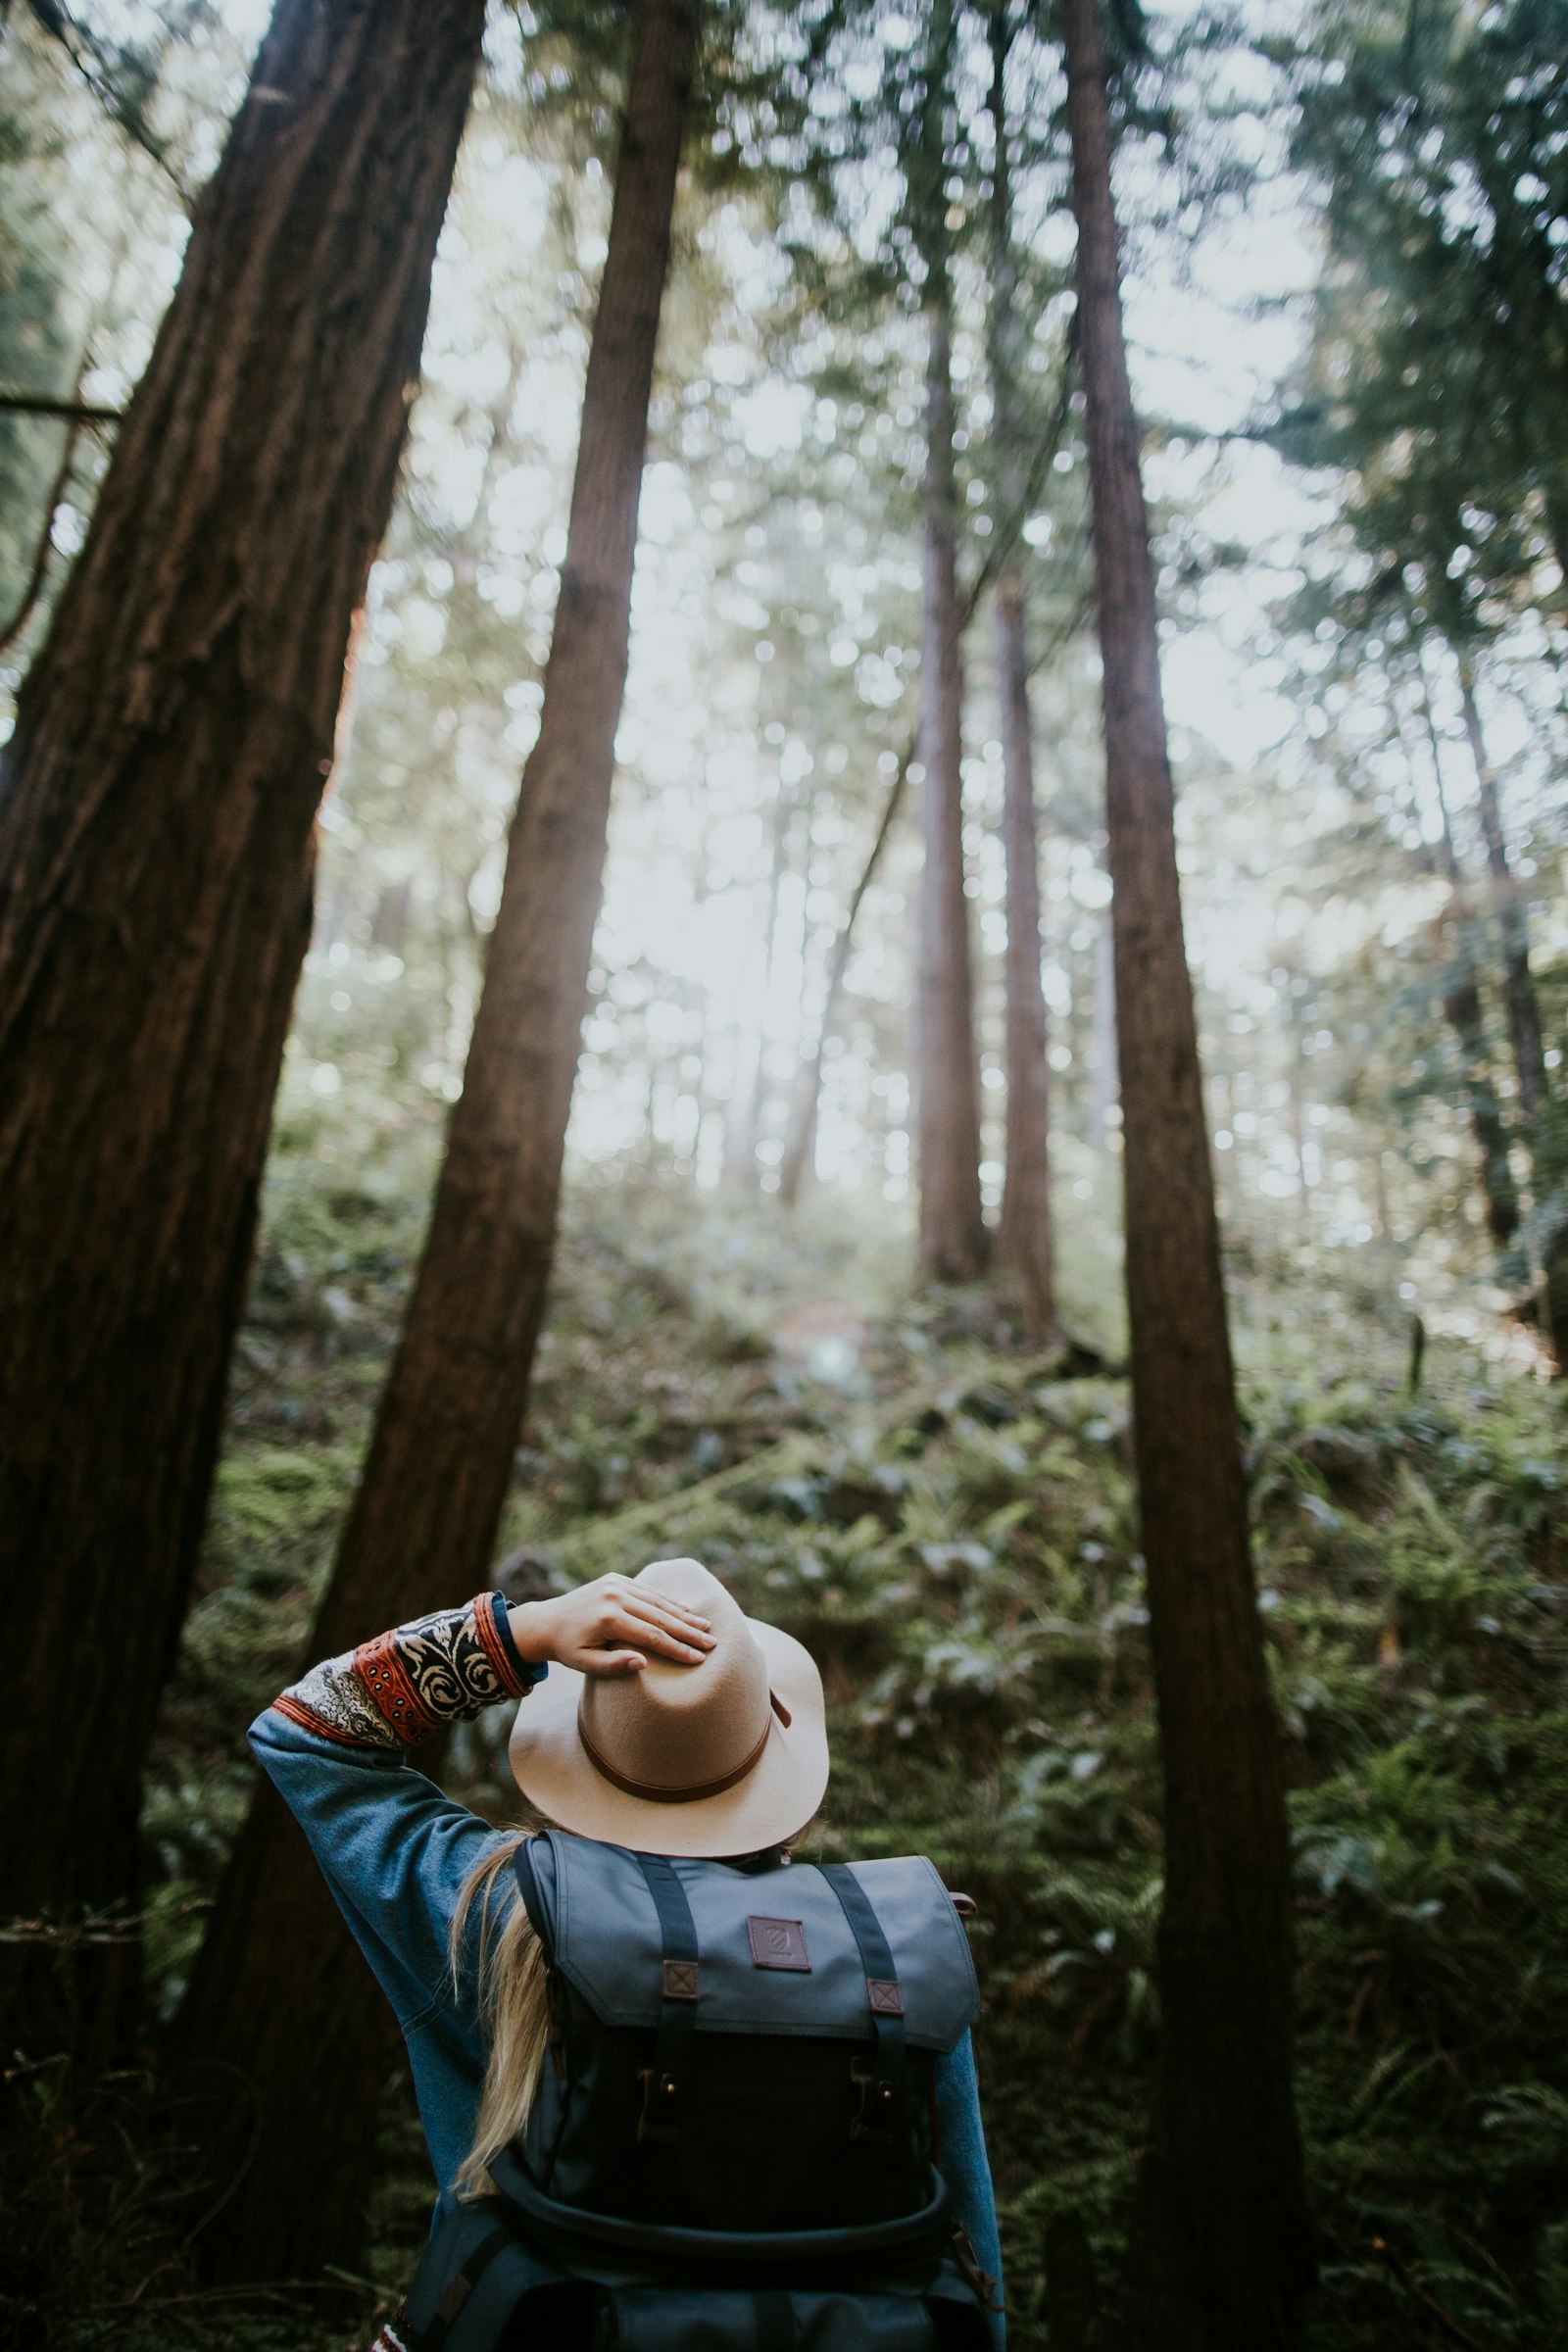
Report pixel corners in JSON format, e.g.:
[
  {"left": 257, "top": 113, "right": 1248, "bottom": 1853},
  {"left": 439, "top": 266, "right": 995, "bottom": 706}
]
[
  {"left": 511, "top": 1837, "right": 553, "bottom": 1956},
  {"left": 817, "top": 1863, "right": 907, "bottom": 2145},
  {"left": 632, "top": 1851, "right": 701, "bottom": 2145},
  {"left": 402, "top": 2197, "right": 577, "bottom": 2352}
]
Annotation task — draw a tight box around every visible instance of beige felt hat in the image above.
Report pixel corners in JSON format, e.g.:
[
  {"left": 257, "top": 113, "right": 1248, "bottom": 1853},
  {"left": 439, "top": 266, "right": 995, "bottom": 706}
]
[{"left": 508, "top": 1558, "right": 828, "bottom": 1859}]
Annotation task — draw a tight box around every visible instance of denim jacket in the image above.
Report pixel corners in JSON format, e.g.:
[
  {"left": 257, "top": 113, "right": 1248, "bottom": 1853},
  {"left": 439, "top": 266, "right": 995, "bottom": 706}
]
[{"left": 253, "top": 1592, "right": 1004, "bottom": 2344}]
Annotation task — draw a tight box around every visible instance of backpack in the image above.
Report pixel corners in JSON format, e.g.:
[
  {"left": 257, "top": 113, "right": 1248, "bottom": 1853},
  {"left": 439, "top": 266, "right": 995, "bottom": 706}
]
[{"left": 398, "top": 1831, "right": 996, "bottom": 2352}]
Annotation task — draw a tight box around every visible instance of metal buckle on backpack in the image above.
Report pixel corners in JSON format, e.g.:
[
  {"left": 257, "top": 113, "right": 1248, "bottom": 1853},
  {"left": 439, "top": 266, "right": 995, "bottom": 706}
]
[
  {"left": 950, "top": 2219, "right": 1004, "bottom": 2312},
  {"left": 636, "top": 2065, "right": 682, "bottom": 2145},
  {"left": 849, "top": 2052, "right": 899, "bottom": 2147}
]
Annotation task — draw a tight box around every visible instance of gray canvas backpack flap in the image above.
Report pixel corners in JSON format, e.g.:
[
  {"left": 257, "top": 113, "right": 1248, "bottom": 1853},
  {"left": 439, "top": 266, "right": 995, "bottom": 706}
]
[{"left": 401, "top": 1832, "right": 995, "bottom": 2352}]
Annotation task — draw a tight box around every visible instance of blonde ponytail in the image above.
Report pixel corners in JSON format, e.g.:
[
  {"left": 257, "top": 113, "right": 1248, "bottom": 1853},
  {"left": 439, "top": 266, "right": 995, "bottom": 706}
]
[{"left": 450, "top": 1838, "right": 552, "bottom": 2197}]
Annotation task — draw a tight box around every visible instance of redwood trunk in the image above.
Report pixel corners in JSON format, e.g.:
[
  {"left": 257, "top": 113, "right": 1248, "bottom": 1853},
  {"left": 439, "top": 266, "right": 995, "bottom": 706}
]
[
  {"left": 0, "top": 0, "right": 485, "bottom": 2062},
  {"left": 1061, "top": 0, "right": 1313, "bottom": 2341},
  {"left": 916, "top": 301, "right": 989, "bottom": 1281},
  {"left": 1457, "top": 656, "right": 1545, "bottom": 1116},
  {"left": 1419, "top": 691, "right": 1521, "bottom": 1253},
  {"left": 177, "top": 0, "right": 700, "bottom": 2281},
  {"left": 1454, "top": 655, "right": 1568, "bottom": 1361},
  {"left": 988, "top": 8, "right": 1055, "bottom": 1338},
  {"left": 993, "top": 579, "right": 1055, "bottom": 1334}
]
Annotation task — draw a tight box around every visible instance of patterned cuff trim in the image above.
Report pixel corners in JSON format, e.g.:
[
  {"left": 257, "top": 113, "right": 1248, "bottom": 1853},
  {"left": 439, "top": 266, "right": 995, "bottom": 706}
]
[
  {"left": 354, "top": 1627, "right": 438, "bottom": 1746},
  {"left": 481, "top": 1591, "right": 549, "bottom": 1692},
  {"left": 272, "top": 1690, "right": 371, "bottom": 1746},
  {"left": 273, "top": 1593, "right": 548, "bottom": 1751}
]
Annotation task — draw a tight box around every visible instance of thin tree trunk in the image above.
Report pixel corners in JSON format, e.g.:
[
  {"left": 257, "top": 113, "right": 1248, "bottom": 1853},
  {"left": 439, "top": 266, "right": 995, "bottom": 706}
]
[
  {"left": 729, "top": 775, "right": 791, "bottom": 1187},
  {"left": 988, "top": 6, "right": 1056, "bottom": 1338},
  {"left": 1286, "top": 989, "right": 1314, "bottom": 1244},
  {"left": 1452, "top": 650, "right": 1568, "bottom": 1362},
  {"left": 176, "top": 0, "right": 700, "bottom": 2281},
  {"left": 1061, "top": 1, "right": 1314, "bottom": 2343},
  {"left": 777, "top": 1049, "right": 822, "bottom": 1207},
  {"left": 1089, "top": 902, "right": 1117, "bottom": 1153},
  {"left": 1455, "top": 651, "right": 1545, "bottom": 1116},
  {"left": 0, "top": 412, "right": 83, "bottom": 658},
  {"left": 778, "top": 756, "right": 909, "bottom": 1209},
  {"left": 994, "top": 578, "right": 1055, "bottom": 1328},
  {"left": 780, "top": 362, "right": 1080, "bottom": 1199},
  {"left": 0, "top": 0, "right": 486, "bottom": 2065},
  {"left": 1416, "top": 674, "right": 1521, "bottom": 1253},
  {"left": 916, "top": 297, "right": 989, "bottom": 1281}
]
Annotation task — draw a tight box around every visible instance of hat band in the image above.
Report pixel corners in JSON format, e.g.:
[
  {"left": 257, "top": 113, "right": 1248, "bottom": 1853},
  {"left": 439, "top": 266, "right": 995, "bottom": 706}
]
[{"left": 576, "top": 1703, "right": 774, "bottom": 1806}]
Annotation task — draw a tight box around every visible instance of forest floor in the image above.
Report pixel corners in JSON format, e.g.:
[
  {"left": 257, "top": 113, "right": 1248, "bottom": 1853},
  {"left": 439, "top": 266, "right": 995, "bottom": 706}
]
[{"left": 14, "top": 1133, "right": 1568, "bottom": 2351}]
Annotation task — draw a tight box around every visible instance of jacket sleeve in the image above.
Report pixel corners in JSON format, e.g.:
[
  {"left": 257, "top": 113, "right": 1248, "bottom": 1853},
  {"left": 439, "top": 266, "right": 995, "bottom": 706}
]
[
  {"left": 249, "top": 1592, "right": 546, "bottom": 2034},
  {"left": 935, "top": 2031, "right": 1006, "bottom": 2350}
]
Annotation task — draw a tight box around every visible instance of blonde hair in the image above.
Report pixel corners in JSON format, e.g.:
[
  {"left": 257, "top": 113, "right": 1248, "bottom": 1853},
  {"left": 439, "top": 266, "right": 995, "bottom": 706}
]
[{"left": 449, "top": 1838, "right": 552, "bottom": 2198}]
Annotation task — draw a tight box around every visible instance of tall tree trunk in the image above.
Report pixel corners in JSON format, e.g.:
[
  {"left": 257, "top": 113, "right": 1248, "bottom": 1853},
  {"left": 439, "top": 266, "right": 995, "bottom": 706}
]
[
  {"left": 779, "top": 343, "right": 1076, "bottom": 1217},
  {"left": 176, "top": 0, "right": 701, "bottom": 2282},
  {"left": 1416, "top": 673, "right": 1521, "bottom": 1254},
  {"left": 778, "top": 755, "right": 910, "bottom": 1210},
  {"left": 1452, "top": 650, "right": 1568, "bottom": 1362},
  {"left": 1089, "top": 902, "right": 1117, "bottom": 1154},
  {"left": 777, "top": 1048, "right": 823, "bottom": 1207},
  {"left": 1435, "top": 912, "right": 1523, "bottom": 1257},
  {"left": 729, "top": 774, "right": 791, "bottom": 1187},
  {"left": 987, "top": 6, "right": 1056, "bottom": 1339},
  {"left": 1061, "top": 1, "right": 1314, "bottom": 2343},
  {"left": 1455, "top": 650, "right": 1545, "bottom": 1116},
  {"left": 0, "top": 0, "right": 485, "bottom": 2065},
  {"left": 994, "top": 578, "right": 1056, "bottom": 1331},
  {"left": 916, "top": 298, "right": 989, "bottom": 1281}
]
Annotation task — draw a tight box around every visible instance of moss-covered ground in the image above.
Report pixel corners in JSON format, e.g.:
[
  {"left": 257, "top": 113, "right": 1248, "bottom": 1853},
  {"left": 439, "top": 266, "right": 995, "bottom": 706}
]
[{"left": 11, "top": 1149, "right": 1568, "bottom": 2349}]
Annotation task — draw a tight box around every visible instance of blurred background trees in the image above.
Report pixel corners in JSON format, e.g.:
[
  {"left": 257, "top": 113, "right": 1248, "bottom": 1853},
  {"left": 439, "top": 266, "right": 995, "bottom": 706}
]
[{"left": 2, "top": 0, "right": 1567, "bottom": 2343}]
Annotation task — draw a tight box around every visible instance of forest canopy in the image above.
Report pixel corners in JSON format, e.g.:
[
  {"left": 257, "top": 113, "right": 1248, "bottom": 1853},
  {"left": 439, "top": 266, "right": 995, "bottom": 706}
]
[{"left": 1, "top": 0, "right": 1565, "bottom": 2347}]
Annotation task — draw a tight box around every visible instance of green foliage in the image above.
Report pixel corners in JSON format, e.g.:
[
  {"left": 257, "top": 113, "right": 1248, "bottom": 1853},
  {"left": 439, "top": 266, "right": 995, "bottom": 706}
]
[{"left": 24, "top": 1158, "right": 1536, "bottom": 2350}]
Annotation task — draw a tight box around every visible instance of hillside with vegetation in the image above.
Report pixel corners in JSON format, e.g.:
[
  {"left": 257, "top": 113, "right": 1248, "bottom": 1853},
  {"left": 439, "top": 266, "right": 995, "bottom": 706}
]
[
  {"left": 3, "top": 0, "right": 1567, "bottom": 2347},
  {"left": 11, "top": 1128, "right": 1562, "bottom": 2349}
]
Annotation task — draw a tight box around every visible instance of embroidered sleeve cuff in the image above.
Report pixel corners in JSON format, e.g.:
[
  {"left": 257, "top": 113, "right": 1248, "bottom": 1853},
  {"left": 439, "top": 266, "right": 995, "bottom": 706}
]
[{"left": 272, "top": 1592, "right": 547, "bottom": 1750}]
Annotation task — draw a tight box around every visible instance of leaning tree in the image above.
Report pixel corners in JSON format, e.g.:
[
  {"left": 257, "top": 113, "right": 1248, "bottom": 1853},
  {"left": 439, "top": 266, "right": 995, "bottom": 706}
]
[
  {"left": 0, "top": 0, "right": 491, "bottom": 2064},
  {"left": 179, "top": 0, "right": 704, "bottom": 2281}
]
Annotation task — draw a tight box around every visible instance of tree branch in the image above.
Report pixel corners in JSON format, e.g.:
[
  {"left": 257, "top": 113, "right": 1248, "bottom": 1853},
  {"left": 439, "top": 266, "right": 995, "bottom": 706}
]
[{"left": 0, "top": 392, "right": 122, "bottom": 423}]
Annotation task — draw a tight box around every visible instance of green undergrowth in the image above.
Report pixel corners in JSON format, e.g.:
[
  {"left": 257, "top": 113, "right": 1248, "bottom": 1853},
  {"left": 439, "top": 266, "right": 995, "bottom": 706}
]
[{"left": 21, "top": 1157, "right": 1568, "bottom": 2350}]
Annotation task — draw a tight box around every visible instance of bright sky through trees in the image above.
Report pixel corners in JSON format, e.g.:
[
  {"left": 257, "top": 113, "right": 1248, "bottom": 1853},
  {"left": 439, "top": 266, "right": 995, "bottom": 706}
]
[{"left": 5, "top": 0, "right": 1563, "bottom": 1363}]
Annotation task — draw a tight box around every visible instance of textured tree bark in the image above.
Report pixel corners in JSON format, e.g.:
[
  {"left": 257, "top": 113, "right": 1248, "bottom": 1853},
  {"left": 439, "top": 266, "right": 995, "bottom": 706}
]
[
  {"left": 1060, "top": 1, "right": 1314, "bottom": 2343},
  {"left": 1418, "top": 686, "right": 1521, "bottom": 1253},
  {"left": 988, "top": 10, "right": 1056, "bottom": 1340},
  {"left": 1456, "top": 654, "right": 1545, "bottom": 1117},
  {"left": 177, "top": 0, "right": 701, "bottom": 2282},
  {"left": 1453, "top": 653, "right": 1568, "bottom": 1363},
  {"left": 916, "top": 299, "right": 989, "bottom": 1282},
  {"left": 1089, "top": 904, "right": 1117, "bottom": 1154},
  {"left": 994, "top": 578, "right": 1056, "bottom": 1333},
  {"left": 0, "top": 0, "right": 486, "bottom": 2064}
]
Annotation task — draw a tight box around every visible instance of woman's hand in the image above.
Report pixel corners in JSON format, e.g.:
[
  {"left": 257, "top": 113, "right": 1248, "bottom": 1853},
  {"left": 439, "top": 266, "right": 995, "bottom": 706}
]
[{"left": 508, "top": 1575, "right": 715, "bottom": 1678}]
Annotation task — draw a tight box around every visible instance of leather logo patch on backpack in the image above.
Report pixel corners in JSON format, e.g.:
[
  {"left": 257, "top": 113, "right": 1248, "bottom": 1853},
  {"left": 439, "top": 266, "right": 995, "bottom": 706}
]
[{"left": 746, "top": 1915, "right": 811, "bottom": 1972}]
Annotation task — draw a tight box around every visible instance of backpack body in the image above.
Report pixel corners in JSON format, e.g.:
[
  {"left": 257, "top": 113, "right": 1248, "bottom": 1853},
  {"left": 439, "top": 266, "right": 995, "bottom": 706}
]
[{"left": 400, "top": 1835, "right": 993, "bottom": 2352}]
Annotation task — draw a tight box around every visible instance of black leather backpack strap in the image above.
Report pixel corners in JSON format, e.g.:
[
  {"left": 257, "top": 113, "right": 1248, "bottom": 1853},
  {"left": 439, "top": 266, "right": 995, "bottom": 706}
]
[
  {"left": 402, "top": 2196, "right": 577, "bottom": 2352},
  {"left": 819, "top": 1864, "right": 906, "bottom": 2146},
  {"left": 512, "top": 1838, "right": 554, "bottom": 1954},
  {"left": 632, "top": 1850, "right": 701, "bottom": 2143},
  {"left": 413, "top": 2218, "right": 513, "bottom": 2352}
]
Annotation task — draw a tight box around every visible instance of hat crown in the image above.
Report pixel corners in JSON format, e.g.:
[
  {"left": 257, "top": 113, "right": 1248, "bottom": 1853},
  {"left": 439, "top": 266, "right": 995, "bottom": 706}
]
[{"left": 577, "top": 1559, "right": 770, "bottom": 1799}]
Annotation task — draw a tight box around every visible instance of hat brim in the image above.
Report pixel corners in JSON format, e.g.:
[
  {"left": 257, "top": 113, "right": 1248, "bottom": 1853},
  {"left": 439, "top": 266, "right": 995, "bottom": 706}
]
[{"left": 508, "top": 1620, "right": 828, "bottom": 1858}]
